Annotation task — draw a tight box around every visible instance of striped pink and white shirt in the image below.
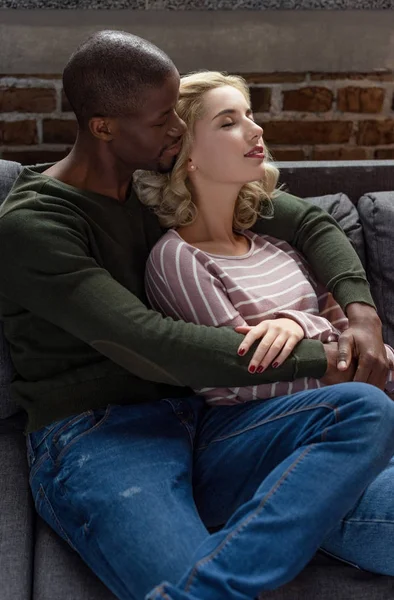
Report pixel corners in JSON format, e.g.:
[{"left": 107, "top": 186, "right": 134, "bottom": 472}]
[{"left": 145, "top": 229, "right": 394, "bottom": 404}]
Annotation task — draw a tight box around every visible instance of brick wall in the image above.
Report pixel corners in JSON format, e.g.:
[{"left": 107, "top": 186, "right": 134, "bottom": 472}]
[{"left": 1, "top": 71, "right": 394, "bottom": 164}]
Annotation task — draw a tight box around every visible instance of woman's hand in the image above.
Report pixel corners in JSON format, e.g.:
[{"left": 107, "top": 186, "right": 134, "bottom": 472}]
[{"left": 235, "top": 318, "right": 304, "bottom": 373}]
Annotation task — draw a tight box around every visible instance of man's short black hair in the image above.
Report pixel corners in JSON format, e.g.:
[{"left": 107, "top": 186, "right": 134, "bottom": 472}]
[{"left": 63, "top": 30, "right": 176, "bottom": 128}]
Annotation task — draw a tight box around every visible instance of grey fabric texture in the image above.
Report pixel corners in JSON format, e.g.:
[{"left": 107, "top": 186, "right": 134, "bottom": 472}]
[
  {"left": 33, "top": 520, "right": 117, "bottom": 600},
  {"left": 0, "top": 160, "right": 22, "bottom": 418},
  {"left": 261, "top": 556, "right": 394, "bottom": 599},
  {"left": 357, "top": 192, "right": 394, "bottom": 348},
  {"left": 0, "top": 430, "right": 33, "bottom": 600},
  {"left": 277, "top": 161, "right": 394, "bottom": 203},
  {"left": 305, "top": 193, "right": 366, "bottom": 268}
]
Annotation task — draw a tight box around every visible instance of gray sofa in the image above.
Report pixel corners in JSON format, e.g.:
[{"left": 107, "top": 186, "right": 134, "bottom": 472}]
[{"left": 1, "top": 158, "right": 394, "bottom": 600}]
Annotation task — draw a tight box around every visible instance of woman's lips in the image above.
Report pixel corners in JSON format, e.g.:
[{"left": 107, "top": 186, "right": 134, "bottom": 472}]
[
  {"left": 244, "top": 145, "right": 265, "bottom": 160},
  {"left": 245, "top": 152, "right": 265, "bottom": 159}
]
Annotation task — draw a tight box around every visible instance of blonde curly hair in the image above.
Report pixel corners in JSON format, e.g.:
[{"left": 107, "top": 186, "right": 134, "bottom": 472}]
[{"left": 134, "top": 71, "right": 279, "bottom": 230}]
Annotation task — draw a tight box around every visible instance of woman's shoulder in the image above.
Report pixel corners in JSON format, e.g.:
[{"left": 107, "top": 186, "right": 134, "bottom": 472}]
[
  {"left": 150, "top": 229, "right": 184, "bottom": 254},
  {"left": 148, "top": 229, "right": 199, "bottom": 268}
]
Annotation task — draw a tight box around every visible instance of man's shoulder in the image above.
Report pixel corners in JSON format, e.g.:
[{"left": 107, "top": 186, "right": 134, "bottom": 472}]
[
  {"left": 0, "top": 190, "right": 76, "bottom": 231},
  {"left": 0, "top": 166, "right": 91, "bottom": 228},
  {"left": 0, "top": 181, "right": 87, "bottom": 253},
  {"left": 2, "top": 167, "right": 63, "bottom": 211}
]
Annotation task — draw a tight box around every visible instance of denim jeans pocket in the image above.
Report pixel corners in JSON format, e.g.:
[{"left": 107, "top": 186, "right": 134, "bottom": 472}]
[{"left": 49, "top": 405, "right": 112, "bottom": 466}]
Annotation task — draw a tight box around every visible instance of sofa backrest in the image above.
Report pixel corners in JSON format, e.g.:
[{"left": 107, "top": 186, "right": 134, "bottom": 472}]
[
  {"left": 277, "top": 160, "right": 394, "bottom": 203},
  {"left": 276, "top": 160, "right": 394, "bottom": 349}
]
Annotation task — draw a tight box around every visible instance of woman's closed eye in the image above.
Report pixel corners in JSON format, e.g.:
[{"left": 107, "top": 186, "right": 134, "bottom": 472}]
[{"left": 221, "top": 113, "right": 254, "bottom": 129}]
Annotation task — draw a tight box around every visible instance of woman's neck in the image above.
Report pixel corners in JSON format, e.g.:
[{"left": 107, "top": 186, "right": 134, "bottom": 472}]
[{"left": 176, "top": 179, "right": 249, "bottom": 256}]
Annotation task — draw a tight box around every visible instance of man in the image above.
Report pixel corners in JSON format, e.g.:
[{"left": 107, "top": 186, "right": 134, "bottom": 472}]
[{"left": 1, "top": 30, "right": 393, "bottom": 600}]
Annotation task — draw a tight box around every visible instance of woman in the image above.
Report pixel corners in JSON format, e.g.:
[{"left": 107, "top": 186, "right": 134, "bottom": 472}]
[
  {"left": 135, "top": 71, "right": 394, "bottom": 405},
  {"left": 133, "top": 72, "right": 394, "bottom": 600}
]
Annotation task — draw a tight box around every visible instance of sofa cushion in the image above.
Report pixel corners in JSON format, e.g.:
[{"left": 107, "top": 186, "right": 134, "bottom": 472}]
[
  {"left": 0, "top": 160, "right": 22, "bottom": 419},
  {"left": 357, "top": 192, "right": 394, "bottom": 348},
  {"left": 260, "top": 554, "right": 394, "bottom": 599},
  {"left": 305, "top": 193, "right": 366, "bottom": 268},
  {"left": 33, "top": 520, "right": 117, "bottom": 600},
  {"left": 0, "top": 429, "right": 33, "bottom": 600}
]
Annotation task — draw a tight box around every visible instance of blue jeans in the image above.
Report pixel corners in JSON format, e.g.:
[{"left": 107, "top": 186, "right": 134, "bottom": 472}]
[{"left": 27, "top": 383, "right": 394, "bottom": 600}]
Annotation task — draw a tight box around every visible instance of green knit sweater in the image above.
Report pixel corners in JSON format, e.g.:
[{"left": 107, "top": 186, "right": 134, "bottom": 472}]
[{"left": 0, "top": 166, "right": 374, "bottom": 431}]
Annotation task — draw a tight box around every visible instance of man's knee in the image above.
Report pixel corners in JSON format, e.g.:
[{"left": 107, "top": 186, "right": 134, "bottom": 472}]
[
  {"left": 334, "top": 381, "right": 393, "bottom": 413},
  {"left": 333, "top": 382, "right": 394, "bottom": 451}
]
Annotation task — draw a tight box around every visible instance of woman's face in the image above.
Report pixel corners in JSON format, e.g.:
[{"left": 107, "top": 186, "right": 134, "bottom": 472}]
[{"left": 188, "top": 85, "right": 265, "bottom": 185}]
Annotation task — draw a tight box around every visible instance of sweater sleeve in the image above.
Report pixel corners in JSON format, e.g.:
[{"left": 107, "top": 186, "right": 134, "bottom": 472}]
[
  {"left": 145, "top": 235, "right": 246, "bottom": 328},
  {"left": 252, "top": 191, "right": 375, "bottom": 311},
  {"left": 0, "top": 207, "right": 327, "bottom": 390}
]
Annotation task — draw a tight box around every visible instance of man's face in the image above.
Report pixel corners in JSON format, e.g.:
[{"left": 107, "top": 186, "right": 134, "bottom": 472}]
[{"left": 109, "top": 69, "right": 186, "bottom": 173}]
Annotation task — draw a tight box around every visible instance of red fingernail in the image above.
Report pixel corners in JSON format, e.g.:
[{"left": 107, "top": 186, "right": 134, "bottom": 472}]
[
  {"left": 249, "top": 365, "right": 256, "bottom": 373},
  {"left": 257, "top": 366, "right": 265, "bottom": 373},
  {"left": 238, "top": 348, "right": 246, "bottom": 356},
  {"left": 272, "top": 362, "right": 279, "bottom": 369}
]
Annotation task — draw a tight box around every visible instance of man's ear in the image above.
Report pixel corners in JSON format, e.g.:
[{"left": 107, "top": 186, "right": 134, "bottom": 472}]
[{"left": 89, "top": 117, "right": 115, "bottom": 142}]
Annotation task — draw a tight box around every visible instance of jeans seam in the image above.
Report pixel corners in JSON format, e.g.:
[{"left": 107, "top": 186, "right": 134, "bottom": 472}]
[
  {"left": 36, "top": 484, "right": 78, "bottom": 551},
  {"left": 321, "top": 405, "right": 340, "bottom": 442},
  {"left": 318, "top": 546, "right": 361, "bottom": 570},
  {"left": 198, "top": 403, "right": 336, "bottom": 450},
  {"left": 55, "top": 405, "right": 111, "bottom": 466},
  {"left": 342, "top": 518, "right": 394, "bottom": 525},
  {"left": 29, "top": 450, "right": 50, "bottom": 484},
  {"left": 163, "top": 399, "right": 195, "bottom": 450},
  {"left": 184, "top": 443, "right": 315, "bottom": 593}
]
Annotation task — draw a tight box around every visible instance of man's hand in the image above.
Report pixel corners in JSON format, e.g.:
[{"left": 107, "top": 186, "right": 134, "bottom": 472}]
[
  {"left": 337, "top": 303, "right": 389, "bottom": 390},
  {"left": 321, "top": 342, "right": 357, "bottom": 386}
]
